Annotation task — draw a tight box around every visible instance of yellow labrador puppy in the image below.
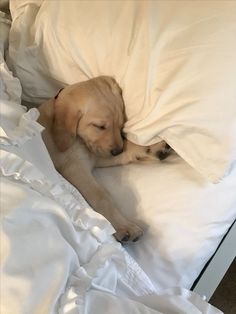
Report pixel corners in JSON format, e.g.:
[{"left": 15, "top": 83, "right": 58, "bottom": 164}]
[{"left": 38, "top": 76, "right": 171, "bottom": 242}]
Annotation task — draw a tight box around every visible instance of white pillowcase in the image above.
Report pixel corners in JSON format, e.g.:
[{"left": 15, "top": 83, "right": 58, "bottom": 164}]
[{"left": 8, "top": 0, "right": 236, "bottom": 182}]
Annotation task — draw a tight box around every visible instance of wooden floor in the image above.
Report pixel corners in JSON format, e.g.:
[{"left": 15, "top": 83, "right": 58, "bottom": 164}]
[{"left": 210, "top": 259, "right": 236, "bottom": 314}]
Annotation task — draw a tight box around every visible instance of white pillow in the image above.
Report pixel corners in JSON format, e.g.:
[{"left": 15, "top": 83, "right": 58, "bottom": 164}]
[{"left": 8, "top": 0, "right": 236, "bottom": 182}]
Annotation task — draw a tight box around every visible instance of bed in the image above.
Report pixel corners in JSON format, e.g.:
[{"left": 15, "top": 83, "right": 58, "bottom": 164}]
[{"left": 1, "top": 1, "right": 236, "bottom": 313}]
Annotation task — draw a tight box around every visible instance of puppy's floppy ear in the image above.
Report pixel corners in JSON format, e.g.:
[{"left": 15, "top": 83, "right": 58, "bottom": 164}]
[
  {"left": 52, "top": 93, "right": 82, "bottom": 152},
  {"left": 102, "top": 76, "right": 123, "bottom": 97}
]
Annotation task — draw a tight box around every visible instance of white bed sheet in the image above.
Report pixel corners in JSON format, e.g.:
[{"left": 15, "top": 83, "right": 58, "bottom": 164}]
[
  {"left": 0, "top": 35, "right": 222, "bottom": 313},
  {"left": 94, "top": 155, "right": 236, "bottom": 291}
]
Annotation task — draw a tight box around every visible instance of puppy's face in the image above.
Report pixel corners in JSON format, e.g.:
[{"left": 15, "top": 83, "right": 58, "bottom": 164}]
[
  {"left": 52, "top": 76, "right": 125, "bottom": 157},
  {"left": 78, "top": 103, "right": 124, "bottom": 157}
]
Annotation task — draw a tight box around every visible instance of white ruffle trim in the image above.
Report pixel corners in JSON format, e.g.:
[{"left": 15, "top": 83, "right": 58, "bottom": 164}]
[
  {"left": 0, "top": 149, "right": 157, "bottom": 313},
  {"left": 0, "top": 108, "right": 44, "bottom": 146},
  {"left": 0, "top": 149, "right": 114, "bottom": 241},
  {"left": 0, "top": 107, "right": 158, "bottom": 312}
]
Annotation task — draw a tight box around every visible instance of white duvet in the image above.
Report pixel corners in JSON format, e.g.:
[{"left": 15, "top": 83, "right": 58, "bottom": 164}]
[{"left": 0, "top": 14, "right": 222, "bottom": 314}]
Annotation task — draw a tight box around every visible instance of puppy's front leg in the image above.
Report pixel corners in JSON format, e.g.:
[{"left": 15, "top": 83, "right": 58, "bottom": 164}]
[
  {"left": 96, "top": 140, "right": 171, "bottom": 167},
  {"left": 59, "top": 161, "right": 143, "bottom": 242}
]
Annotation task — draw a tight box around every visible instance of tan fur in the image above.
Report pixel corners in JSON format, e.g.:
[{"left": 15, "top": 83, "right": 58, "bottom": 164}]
[{"left": 38, "top": 76, "right": 171, "bottom": 242}]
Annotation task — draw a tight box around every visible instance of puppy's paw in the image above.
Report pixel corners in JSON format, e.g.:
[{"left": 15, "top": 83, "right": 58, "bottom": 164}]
[
  {"left": 135, "top": 140, "right": 172, "bottom": 162},
  {"left": 148, "top": 141, "right": 172, "bottom": 161},
  {"left": 114, "top": 223, "right": 144, "bottom": 243}
]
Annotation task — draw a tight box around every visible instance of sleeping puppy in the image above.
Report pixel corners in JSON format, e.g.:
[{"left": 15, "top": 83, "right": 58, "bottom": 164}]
[{"left": 38, "top": 76, "right": 171, "bottom": 242}]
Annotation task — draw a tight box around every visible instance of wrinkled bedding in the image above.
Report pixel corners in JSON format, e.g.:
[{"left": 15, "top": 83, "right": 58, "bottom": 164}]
[
  {"left": 4, "top": 0, "right": 236, "bottom": 294},
  {"left": 0, "top": 13, "right": 223, "bottom": 314},
  {"left": 7, "top": 0, "right": 236, "bottom": 183}
]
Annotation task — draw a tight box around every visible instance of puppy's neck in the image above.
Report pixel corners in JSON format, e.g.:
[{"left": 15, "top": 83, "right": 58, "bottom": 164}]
[{"left": 38, "top": 99, "right": 54, "bottom": 129}]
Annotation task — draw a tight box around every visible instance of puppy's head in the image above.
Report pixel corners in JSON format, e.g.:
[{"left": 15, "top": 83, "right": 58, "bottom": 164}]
[{"left": 52, "top": 76, "right": 125, "bottom": 157}]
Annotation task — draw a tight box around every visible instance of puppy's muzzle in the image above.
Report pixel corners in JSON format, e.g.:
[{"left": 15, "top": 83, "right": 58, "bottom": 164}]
[{"left": 111, "top": 147, "right": 123, "bottom": 156}]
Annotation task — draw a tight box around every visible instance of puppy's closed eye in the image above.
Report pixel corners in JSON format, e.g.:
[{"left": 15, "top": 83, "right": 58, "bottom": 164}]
[{"left": 93, "top": 124, "right": 106, "bottom": 130}]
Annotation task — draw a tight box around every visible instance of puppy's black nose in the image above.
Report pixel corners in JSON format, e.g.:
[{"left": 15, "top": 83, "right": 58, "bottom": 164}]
[{"left": 111, "top": 148, "right": 123, "bottom": 156}]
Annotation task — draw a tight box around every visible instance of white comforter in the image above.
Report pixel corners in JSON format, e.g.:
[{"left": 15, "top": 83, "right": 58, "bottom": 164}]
[{"left": 0, "top": 13, "right": 222, "bottom": 314}]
